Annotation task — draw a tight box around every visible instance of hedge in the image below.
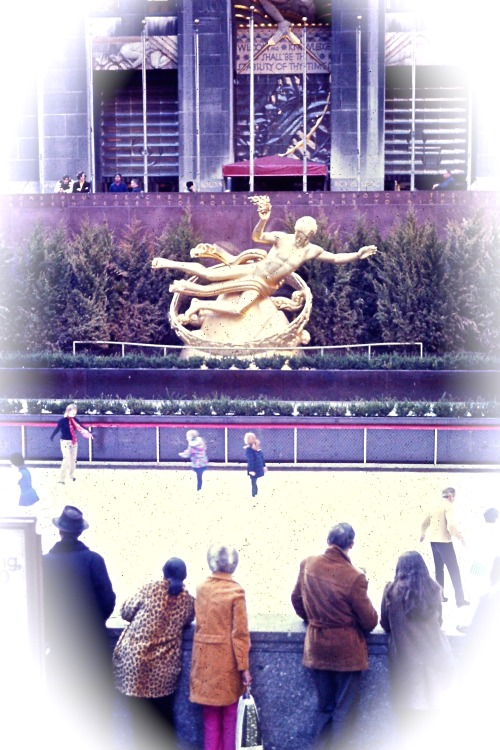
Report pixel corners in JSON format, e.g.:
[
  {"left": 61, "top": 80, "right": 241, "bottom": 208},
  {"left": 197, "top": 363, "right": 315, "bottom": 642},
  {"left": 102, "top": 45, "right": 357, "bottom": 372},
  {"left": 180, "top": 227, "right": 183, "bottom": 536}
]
[{"left": 1, "top": 398, "right": 499, "bottom": 418}]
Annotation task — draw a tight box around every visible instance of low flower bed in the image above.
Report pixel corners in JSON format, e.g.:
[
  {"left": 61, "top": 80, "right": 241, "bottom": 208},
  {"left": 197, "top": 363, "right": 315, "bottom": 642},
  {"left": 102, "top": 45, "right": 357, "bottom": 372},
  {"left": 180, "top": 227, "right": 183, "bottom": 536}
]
[{"left": 1, "top": 397, "right": 499, "bottom": 418}]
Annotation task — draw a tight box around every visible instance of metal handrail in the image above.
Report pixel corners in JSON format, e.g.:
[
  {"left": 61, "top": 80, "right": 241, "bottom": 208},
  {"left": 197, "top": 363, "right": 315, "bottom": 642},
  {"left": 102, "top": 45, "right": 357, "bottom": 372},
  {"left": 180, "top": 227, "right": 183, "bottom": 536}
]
[{"left": 72, "top": 340, "right": 423, "bottom": 359}]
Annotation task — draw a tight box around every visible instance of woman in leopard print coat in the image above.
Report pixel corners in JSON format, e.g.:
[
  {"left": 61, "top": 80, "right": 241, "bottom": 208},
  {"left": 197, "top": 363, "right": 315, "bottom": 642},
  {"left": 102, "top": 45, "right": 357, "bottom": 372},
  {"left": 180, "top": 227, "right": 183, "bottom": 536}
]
[{"left": 113, "top": 557, "right": 195, "bottom": 747}]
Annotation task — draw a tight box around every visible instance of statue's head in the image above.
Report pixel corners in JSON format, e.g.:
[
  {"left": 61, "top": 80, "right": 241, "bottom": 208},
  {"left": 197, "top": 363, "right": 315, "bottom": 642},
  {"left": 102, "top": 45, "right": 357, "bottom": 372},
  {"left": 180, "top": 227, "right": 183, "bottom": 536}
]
[{"left": 294, "top": 216, "right": 317, "bottom": 239}]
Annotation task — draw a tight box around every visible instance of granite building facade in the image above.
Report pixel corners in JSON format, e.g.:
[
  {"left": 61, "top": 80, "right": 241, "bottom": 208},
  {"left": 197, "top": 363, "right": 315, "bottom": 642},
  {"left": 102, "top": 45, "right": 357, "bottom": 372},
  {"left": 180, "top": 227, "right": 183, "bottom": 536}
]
[{"left": 5, "top": 0, "right": 496, "bottom": 194}]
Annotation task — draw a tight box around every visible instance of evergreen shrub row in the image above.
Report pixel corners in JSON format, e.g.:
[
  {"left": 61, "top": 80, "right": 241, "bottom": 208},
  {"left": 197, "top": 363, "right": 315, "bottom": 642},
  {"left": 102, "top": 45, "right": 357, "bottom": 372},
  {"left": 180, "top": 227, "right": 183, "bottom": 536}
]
[
  {"left": 1, "top": 398, "right": 498, "bottom": 418},
  {"left": 0, "top": 209, "right": 499, "bottom": 355},
  {"left": 0, "top": 351, "right": 499, "bottom": 371}
]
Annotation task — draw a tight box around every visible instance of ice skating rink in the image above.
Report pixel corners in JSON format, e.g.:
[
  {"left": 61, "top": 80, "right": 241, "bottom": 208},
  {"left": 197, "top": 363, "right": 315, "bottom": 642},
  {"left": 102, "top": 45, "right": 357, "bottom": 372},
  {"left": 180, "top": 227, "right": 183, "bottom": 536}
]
[{"left": 3, "top": 464, "right": 499, "bottom": 632}]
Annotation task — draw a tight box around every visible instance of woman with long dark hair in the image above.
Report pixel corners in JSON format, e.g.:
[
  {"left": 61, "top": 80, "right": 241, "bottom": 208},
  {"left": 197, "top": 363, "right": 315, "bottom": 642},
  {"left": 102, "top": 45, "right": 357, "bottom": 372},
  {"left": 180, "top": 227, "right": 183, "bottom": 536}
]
[{"left": 381, "top": 551, "right": 454, "bottom": 746}]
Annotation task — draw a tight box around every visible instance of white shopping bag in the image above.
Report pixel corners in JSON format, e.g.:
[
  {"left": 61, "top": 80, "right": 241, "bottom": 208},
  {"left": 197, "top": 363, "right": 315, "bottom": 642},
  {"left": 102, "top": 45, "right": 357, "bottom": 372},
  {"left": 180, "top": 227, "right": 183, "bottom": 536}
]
[{"left": 235, "top": 689, "right": 264, "bottom": 750}]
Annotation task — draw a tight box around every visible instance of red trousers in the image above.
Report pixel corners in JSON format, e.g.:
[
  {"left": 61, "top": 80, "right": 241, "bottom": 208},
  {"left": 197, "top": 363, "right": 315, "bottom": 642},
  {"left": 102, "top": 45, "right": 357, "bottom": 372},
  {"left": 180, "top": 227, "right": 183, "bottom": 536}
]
[{"left": 202, "top": 701, "right": 238, "bottom": 750}]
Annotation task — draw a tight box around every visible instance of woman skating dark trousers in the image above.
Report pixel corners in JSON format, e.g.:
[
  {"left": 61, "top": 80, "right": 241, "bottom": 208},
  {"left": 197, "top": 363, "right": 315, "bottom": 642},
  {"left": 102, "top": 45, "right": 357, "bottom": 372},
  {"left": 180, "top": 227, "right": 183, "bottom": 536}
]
[{"left": 244, "top": 432, "right": 267, "bottom": 497}]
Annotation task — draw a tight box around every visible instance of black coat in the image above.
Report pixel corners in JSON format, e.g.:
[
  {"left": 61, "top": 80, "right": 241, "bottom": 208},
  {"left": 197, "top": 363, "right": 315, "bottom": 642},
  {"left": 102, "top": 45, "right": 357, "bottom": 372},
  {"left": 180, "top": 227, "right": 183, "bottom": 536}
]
[
  {"left": 245, "top": 446, "right": 266, "bottom": 478},
  {"left": 43, "top": 538, "right": 115, "bottom": 678},
  {"left": 43, "top": 538, "right": 116, "bottom": 735},
  {"left": 72, "top": 180, "right": 92, "bottom": 193}
]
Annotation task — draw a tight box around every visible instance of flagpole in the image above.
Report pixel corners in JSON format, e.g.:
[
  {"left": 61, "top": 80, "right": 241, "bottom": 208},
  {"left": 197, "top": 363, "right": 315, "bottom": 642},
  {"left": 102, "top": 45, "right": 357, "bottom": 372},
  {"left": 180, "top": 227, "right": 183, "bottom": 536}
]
[
  {"left": 141, "top": 19, "right": 149, "bottom": 192},
  {"left": 302, "top": 18, "right": 307, "bottom": 193},
  {"left": 249, "top": 6, "right": 255, "bottom": 193},
  {"left": 410, "top": 15, "right": 416, "bottom": 191},
  {"left": 356, "top": 16, "right": 362, "bottom": 191},
  {"left": 194, "top": 18, "right": 201, "bottom": 191},
  {"left": 85, "top": 12, "right": 96, "bottom": 190}
]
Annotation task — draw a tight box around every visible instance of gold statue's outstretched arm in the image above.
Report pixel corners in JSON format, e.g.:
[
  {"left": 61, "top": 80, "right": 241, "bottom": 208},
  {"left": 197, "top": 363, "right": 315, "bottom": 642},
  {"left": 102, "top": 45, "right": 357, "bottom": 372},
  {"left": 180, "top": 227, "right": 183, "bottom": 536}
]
[{"left": 314, "top": 245, "right": 378, "bottom": 265}]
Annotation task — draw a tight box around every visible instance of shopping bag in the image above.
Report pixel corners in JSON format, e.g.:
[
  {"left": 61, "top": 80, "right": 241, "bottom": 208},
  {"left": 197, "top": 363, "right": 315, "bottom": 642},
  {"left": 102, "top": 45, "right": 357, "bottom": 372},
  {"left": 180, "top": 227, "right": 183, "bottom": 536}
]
[
  {"left": 470, "top": 559, "right": 487, "bottom": 577},
  {"left": 235, "top": 688, "right": 264, "bottom": 750}
]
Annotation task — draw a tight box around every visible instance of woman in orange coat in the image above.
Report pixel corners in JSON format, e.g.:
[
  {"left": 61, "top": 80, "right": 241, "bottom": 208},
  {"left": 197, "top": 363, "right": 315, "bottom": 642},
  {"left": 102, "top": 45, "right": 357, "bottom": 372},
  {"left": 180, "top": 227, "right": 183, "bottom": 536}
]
[{"left": 189, "top": 544, "right": 252, "bottom": 750}]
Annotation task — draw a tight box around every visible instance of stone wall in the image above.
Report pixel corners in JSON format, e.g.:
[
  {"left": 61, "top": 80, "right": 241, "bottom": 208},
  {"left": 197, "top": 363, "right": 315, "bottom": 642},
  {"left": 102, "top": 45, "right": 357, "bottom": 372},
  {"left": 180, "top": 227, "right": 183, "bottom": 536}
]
[
  {"left": 1, "top": 368, "right": 498, "bottom": 401},
  {"left": 1, "top": 191, "right": 498, "bottom": 252},
  {"left": 109, "top": 622, "right": 463, "bottom": 750}
]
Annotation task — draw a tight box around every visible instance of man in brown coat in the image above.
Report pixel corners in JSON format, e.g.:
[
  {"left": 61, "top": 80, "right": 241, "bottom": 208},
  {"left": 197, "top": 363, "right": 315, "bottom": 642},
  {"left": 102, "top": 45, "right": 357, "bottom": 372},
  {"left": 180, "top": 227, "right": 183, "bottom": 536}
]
[{"left": 291, "top": 522, "right": 378, "bottom": 749}]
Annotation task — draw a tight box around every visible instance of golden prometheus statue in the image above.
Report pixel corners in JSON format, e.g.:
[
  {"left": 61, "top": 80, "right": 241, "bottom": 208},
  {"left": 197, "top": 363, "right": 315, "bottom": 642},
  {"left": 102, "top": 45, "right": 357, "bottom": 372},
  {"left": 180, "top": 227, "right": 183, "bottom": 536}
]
[{"left": 152, "top": 196, "right": 376, "bottom": 357}]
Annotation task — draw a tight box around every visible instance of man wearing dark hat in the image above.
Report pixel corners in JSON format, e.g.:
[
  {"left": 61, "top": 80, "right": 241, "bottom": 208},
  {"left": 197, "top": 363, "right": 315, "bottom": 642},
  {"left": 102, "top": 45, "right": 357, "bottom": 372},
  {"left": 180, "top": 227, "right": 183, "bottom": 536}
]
[{"left": 43, "top": 505, "right": 116, "bottom": 743}]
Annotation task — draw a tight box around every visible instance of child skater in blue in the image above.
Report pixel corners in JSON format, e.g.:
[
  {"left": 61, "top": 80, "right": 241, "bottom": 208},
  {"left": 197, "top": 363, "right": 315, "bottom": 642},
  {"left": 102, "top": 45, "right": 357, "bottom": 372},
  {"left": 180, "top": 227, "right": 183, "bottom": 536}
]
[
  {"left": 244, "top": 432, "right": 267, "bottom": 498},
  {"left": 10, "top": 453, "right": 39, "bottom": 506},
  {"left": 179, "top": 430, "right": 209, "bottom": 491}
]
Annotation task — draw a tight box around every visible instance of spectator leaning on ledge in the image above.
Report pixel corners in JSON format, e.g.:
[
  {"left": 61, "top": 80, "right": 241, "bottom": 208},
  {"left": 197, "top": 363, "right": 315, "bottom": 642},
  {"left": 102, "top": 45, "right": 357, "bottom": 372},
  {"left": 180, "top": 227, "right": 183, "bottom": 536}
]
[
  {"left": 54, "top": 174, "right": 73, "bottom": 193},
  {"left": 432, "top": 169, "right": 455, "bottom": 190},
  {"left": 72, "top": 170, "right": 91, "bottom": 193},
  {"left": 292, "top": 522, "right": 378, "bottom": 750}
]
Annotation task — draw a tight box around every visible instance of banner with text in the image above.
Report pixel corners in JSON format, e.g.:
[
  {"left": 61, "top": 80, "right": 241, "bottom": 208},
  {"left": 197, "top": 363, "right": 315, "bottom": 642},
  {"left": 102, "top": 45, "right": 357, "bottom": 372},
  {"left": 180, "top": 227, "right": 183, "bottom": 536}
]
[{"left": 236, "top": 28, "right": 331, "bottom": 75}]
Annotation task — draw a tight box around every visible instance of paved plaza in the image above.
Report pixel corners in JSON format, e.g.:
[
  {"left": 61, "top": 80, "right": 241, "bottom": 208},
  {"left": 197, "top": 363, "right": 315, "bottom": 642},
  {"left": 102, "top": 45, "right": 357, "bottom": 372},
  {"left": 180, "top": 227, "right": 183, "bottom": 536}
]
[{"left": 3, "top": 463, "right": 498, "bottom": 633}]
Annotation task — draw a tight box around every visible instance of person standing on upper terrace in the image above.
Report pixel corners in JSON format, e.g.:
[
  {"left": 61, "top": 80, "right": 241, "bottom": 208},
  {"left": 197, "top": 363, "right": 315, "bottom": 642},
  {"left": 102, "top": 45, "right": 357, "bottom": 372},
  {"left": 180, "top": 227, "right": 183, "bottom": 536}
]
[
  {"left": 291, "top": 522, "right": 378, "bottom": 750},
  {"left": 109, "top": 172, "right": 128, "bottom": 192},
  {"left": 72, "top": 170, "right": 91, "bottom": 193},
  {"left": 54, "top": 174, "right": 73, "bottom": 193},
  {"left": 432, "top": 169, "right": 455, "bottom": 190}
]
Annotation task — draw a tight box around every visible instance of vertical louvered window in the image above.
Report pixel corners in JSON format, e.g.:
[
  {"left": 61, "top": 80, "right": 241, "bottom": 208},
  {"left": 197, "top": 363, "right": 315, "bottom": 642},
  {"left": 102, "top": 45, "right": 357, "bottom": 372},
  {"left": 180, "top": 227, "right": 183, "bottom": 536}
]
[
  {"left": 385, "top": 65, "right": 468, "bottom": 189},
  {"left": 95, "top": 70, "right": 178, "bottom": 188}
]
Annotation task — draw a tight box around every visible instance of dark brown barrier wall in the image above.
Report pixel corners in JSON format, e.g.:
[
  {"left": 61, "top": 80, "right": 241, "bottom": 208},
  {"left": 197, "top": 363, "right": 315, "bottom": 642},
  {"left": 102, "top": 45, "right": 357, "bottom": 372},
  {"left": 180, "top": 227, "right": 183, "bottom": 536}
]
[
  {"left": 1, "top": 192, "right": 499, "bottom": 251},
  {"left": 1, "top": 368, "right": 499, "bottom": 401}
]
